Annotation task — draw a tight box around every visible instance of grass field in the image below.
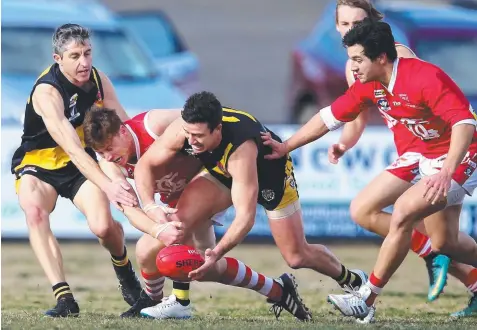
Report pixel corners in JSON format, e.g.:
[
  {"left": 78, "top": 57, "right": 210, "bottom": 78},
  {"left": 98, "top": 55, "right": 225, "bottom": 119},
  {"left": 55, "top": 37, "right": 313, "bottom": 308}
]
[{"left": 2, "top": 242, "right": 476, "bottom": 329}]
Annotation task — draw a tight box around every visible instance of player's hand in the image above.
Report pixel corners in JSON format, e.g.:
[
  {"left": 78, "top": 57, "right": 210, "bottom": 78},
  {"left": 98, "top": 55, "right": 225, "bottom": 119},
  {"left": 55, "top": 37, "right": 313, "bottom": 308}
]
[
  {"left": 261, "top": 132, "right": 287, "bottom": 160},
  {"left": 188, "top": 248, "right": 218, "bottom": 281},
  {"left": 155, "top": 222, "right": 184, "bottom": 246},
  {"left": 422, "top": 169, "right": 452, "bottom": 205},
  {"left": 104, "top": 179, "right": 138, "bottom": 210},
  {"left": 145, "top": 206, "right": 169, "bottom": 223},
  {"left": 328, "top": 143, "right": 347, "bottom": 164}
]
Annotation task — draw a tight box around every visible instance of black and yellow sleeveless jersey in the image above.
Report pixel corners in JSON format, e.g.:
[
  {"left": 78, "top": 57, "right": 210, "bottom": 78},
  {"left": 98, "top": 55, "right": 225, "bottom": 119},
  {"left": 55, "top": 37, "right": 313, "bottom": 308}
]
[
  {"left": 11, "top": 64, "right": 104, "bottom": 174},
  {"left": 180, "top": 107, "right": 290, "bottom": 210}
]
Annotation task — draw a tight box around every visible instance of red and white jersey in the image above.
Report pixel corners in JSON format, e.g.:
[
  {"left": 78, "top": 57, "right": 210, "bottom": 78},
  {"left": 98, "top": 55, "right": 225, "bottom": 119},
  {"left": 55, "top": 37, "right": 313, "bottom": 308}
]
[
  {"left": 350, "top": 42, "right": 419, "bottom": 155},
  {"left": 121, "top": 111, "right": 202, "bottom": 205},
  {"left": 324, "top": 58, "right": 477, "bottom": 157},
  {"left": 122, "top": 111, "right": 157, "bottom": 179}
]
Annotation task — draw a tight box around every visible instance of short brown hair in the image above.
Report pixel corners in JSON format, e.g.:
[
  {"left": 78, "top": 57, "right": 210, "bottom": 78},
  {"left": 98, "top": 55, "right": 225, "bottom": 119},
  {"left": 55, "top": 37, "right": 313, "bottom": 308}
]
[
  {"left": 83, "top": 107, "right": 123, "bottom": 150},
  {"left": 335, "top": 0, "right": 384, "bottom": 23}
]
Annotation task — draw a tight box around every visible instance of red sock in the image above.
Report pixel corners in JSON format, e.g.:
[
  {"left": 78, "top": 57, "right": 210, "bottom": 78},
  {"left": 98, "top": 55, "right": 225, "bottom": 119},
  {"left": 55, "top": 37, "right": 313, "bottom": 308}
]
[
  {"left": 464, "top": 268, "right": 477, "bottom": 293},
  {"left": 410, "top": 230, "right": 432, "bottom": 257},
  {"left": 219, "top": 257, "right": 283, "bottom": 301},
  {"left": 141, "top": 270, "right": 165, "bottom": 301},
  {"left": 365, "top": 272, "right": 388, "bottom": 306}
]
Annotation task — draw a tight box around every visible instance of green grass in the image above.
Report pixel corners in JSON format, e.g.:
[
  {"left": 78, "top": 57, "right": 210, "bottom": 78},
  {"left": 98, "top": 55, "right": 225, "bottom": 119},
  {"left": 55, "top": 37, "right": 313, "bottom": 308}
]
[{"left": 2, "top": 242, "right": 476, "bottom": 329}]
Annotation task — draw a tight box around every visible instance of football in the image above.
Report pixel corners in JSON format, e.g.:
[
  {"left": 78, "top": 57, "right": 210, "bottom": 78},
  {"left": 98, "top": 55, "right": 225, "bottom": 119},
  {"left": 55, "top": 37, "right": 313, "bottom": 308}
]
[{"left": 156, "top": 244, "right": 205, "bottom": 282}]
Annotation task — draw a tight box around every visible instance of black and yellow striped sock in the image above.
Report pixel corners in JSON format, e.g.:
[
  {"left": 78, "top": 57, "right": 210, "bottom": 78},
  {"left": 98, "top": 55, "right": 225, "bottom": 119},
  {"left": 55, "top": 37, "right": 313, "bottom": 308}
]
[
  {"left": 172, "top": 282, "right": 190, "bottom": 306},
  {"left": 333, "top": 265, "right": 359, "bottom": 288},
  {"left": 111, "top": 246, "right": 130, "bottom": 269},
  {"left": 52, "top": 282, "right": 74, "bottom": 301}
]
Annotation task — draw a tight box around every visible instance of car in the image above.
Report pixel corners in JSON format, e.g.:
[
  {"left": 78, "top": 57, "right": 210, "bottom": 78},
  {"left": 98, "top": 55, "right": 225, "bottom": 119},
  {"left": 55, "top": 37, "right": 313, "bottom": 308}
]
[
  {"left": 118, "top": 10, "right": 200, "bottom": 96},
  {"left": 288, "top": 0, "right": 477, "bottom": 124},
  {"left": 1, "top": 0, "right": 188, "bottom": 125}
]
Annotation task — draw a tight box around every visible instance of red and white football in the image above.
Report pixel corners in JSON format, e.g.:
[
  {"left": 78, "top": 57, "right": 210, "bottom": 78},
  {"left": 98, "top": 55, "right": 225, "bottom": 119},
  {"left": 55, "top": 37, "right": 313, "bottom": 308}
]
[{"left": 156, "top": 245, "right": 205, "bottom": 282}]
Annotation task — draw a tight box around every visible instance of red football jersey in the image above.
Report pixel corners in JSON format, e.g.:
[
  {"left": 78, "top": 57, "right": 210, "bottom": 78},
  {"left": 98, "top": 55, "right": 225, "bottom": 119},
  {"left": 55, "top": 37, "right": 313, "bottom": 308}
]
[
  {"left": 350, "top": 42, "right": 419, "bottom": 155},
  {"left": 324, "top": 58, "right": 476, "bottom": 157},
  {"left": 122, "top": 111, "right": 202, "bottom": 205},
  {"left": 122, "top": 112, "right": 156, "bottom": 179}
]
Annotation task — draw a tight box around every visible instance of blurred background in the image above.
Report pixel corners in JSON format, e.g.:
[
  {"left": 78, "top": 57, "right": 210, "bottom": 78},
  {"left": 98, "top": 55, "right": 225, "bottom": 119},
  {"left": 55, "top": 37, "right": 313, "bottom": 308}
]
[{"left": 2, "top": 0, "right": 477, "bottom": 240}]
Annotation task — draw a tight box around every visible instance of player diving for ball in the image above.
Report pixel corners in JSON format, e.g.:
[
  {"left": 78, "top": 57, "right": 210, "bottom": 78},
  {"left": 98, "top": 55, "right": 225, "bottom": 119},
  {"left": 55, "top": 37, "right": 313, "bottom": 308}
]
[
  {"left": 127, "top": 91, "right": 370, "bottom": 317},
  {"left": 83, "top": 107, "right": 312, "bottom": 321}
]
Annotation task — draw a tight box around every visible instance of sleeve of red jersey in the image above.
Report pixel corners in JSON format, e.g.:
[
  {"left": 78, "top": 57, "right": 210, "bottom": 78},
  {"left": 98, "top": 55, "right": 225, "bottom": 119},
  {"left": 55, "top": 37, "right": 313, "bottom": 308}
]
[
  {"left": 319, "top": 82, "right": 372, "bottom": 131},
  {"left": 422, "top": 68, "right": 476, "bottom": 128}
]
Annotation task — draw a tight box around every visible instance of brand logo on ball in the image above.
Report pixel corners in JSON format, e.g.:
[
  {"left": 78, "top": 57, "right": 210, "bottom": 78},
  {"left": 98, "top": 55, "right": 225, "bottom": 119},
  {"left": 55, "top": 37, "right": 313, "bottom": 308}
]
[
  {"left": 176, "top": 259, "right": 205, "bottom": 268},
  {"left": 261, "top": 189, "right": 275, "bottom": 202},
  {"left": 188, "top": 249, "right": 200, "bottom": 255}
]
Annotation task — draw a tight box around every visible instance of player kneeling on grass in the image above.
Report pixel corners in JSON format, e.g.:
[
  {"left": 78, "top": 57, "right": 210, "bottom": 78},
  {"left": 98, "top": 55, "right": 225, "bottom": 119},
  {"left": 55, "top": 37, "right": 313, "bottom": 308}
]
[{"left": 84, "top": 108, "right": 311, "bottom": 321}]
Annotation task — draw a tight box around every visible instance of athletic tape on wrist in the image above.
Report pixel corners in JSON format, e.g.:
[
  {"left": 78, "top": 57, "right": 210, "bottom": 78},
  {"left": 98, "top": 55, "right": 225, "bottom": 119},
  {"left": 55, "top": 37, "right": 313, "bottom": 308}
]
[
  {"left": 143, "top": 203, "right": 161, "bottom": 213},
  {"left": 153, "top": 223, "right": 172, "bottom": 239}
]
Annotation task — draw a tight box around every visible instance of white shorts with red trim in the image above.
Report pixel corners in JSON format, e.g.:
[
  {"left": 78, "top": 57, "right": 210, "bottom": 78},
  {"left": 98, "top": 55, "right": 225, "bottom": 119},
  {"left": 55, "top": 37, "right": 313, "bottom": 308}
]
[
  {"left": 419, "top": 146, "right": 477, "bottom": 206},
  {"left": 385, "top": 152, "right": 421, "bottom": 184}
]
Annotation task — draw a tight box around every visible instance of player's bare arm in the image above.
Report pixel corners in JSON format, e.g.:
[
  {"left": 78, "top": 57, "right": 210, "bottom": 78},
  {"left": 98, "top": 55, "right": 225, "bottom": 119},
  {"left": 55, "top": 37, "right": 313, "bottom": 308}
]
[
  {"left": 213, "top": 140, "right": 259, "bottom": 258},
  {"left": 146, "top": 109, "right": 183, "bottom": 137},
  {"left": 121, "top": 204, "right": 184, "bottom": 246},
  {"left": 135, "top": 118, "right": 185, "bottom": 208},
  {"left": 98, "top": 70, "right": 129, "bottom": 121},
  {"left": 98, "top": 152, "right": 183, "bottom": 244},
  {"left": 32, "top": 84, "right": 137, "bottom": 207},
  {"left": 337, "top": 59, "right": 370, "bottom": 151},
  {"left": 262, "top": 108, "right": 332, "bottom": 160}
]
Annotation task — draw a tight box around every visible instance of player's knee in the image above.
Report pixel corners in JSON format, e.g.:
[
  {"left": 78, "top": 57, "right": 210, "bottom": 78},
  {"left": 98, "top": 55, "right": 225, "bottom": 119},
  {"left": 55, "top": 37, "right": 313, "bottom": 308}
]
[
  {"left": 390, "top": 200, "right": 415, "bottom": 230},
  {"left": 89, "top": 216, "right": 117, "bottom": 239},
  {"left": 136, "top": 235, "right": 162, "bottom": 267},
  {"left": 283, "top": 252, "right": 307, "bottom": 269},
  {"left": 349, "top": 199, "right": 377, "bottom": 229},
  {"left": 23, "top": 205, "right": 49, "bottom": 228}
]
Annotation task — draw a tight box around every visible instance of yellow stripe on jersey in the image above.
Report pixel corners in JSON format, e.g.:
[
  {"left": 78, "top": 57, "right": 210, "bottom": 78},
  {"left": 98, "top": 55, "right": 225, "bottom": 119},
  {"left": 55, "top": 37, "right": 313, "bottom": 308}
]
[
  {"left": 14, "top": 125, "right": 86, "bottom": 172},
  {"left": 27, "top": 65, "right": 53, "bottom": 104},
  {"left": 212, "top": 143, "right": 234, "bottom": 176},
  {"left": 223, "top": 116, "right": 240, "bottom": 123},
  {"left": 92, "top": 67, "right": 100, "bottom": 89},
  {"left": 223, "top": 108, "right": 257, "bottom": 122}
]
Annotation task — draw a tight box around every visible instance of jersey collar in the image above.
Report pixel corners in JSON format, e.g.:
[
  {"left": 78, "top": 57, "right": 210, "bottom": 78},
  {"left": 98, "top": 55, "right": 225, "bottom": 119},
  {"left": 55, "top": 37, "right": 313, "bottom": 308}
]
[{"left": 386, "top": 57, "right": 400, "bottom": 94}]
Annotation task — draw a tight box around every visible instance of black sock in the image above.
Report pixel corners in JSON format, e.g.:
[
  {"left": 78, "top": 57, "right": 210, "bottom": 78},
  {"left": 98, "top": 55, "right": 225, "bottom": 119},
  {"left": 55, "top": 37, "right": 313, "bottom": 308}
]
[
  {"left": 52, "top": 282, "right": 74, "bottom": 301},
  {"left": 172, "top": 282, "right": 190, "bottom": 306},
  {"left": 111, "top": 246, "right": 131, "bottom": 272},
  {"left": 333, "top": 265, "right": 361, "bottom": 288}
]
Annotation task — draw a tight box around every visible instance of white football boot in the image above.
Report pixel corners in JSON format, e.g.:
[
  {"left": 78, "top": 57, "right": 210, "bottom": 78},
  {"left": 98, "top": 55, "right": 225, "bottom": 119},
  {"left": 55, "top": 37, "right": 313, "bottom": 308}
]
[
  {"left": 327, "top": 284, "right": 373, "bottom": 320},
  {"left": 140, "top": 294, "right": 192, "bottom": 319}
]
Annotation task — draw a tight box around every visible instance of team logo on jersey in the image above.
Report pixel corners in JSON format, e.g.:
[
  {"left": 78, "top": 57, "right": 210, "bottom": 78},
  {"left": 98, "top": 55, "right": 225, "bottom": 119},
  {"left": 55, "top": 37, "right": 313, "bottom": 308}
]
[
  {"left": 69, "top": 93, "right": 78, "bottom": 107},
  {"left": 377, "top": 99, "right": 391, "bottom": 112},
  {"left": 465, "top": 167, "right": 473, "bottom": 177},
  {"left": 155, "top": 172, "right": 187, "bottom": 197},
  {"left": 69, "top": 93, "right": 80, "bottom": 119},
  {"left": 261, "top": 189, "right": 275, "bottom": 202},
  {"left": 374, "top": 89, "right": 385, "bottom": 98}
]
